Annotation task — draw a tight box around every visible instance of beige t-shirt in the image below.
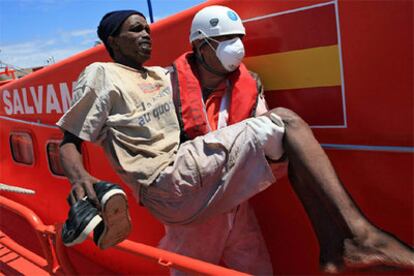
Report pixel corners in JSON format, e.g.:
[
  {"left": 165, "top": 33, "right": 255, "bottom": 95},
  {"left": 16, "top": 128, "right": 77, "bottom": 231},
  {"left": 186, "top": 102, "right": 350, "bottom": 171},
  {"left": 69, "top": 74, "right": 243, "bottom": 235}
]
[{"left": 57, "top": 62, "right": 180, "bottom": 193}]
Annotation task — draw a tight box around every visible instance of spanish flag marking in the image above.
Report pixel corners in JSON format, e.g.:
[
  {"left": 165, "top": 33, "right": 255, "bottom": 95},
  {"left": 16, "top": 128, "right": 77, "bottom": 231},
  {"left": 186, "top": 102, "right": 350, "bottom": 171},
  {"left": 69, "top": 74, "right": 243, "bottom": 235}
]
[
  {"left": 244, "top": 45, "right": 341, "bottom": 90},
  {"left": 244, "top": 4, "right": 337, "bottom": 56},
  {"left": 243, "top": 2, "right": 344, "bottom": 127}
]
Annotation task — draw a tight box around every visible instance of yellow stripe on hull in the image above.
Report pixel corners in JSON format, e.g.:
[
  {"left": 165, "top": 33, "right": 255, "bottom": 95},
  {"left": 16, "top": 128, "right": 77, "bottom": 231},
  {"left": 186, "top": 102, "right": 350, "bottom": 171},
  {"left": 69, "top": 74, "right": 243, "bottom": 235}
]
[{"left": 244, "top": 45, "right": 341, "bottom": 90}]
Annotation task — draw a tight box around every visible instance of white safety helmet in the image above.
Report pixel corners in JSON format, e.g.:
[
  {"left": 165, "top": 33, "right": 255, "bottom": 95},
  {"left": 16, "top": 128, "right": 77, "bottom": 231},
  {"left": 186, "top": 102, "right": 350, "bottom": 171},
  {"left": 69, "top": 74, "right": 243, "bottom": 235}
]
[{"left": 189, "top": 5, "right": 246, "bottom": 43}]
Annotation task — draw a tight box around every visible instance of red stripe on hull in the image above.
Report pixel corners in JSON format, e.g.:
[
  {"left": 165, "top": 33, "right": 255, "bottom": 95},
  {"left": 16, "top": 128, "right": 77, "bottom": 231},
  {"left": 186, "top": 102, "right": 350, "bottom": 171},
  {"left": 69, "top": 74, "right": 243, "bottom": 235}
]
[
  {"left": 244, "top": 4, "right": 337, "bottom": 56},
  {"left": 265, "top": 86, "right": 344, "bottom": 126}
]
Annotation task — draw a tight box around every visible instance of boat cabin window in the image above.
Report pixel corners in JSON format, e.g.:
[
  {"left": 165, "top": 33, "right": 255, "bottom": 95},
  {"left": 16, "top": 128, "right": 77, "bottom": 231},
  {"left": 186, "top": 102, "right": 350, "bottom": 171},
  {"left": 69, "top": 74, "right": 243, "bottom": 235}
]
[
  {"left": 47, "top": 141, "right": 65, "bottom": 176},
  {"left": 10, "top": 132, "right": 35, "bottom": 165}
]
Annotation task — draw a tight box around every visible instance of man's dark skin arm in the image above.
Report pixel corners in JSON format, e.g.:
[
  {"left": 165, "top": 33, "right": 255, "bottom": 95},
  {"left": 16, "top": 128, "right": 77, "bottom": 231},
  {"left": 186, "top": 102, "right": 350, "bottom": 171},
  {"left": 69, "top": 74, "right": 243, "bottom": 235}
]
[{"left": 60, "top": 131, "right": 100, "bottom": 207}]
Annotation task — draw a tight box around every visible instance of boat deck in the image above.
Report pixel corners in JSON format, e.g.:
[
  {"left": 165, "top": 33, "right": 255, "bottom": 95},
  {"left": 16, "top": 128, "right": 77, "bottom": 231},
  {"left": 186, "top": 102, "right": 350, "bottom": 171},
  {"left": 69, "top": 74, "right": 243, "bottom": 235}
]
[{"left": 0, "top": 231, "right": 49, "bottom": 276}]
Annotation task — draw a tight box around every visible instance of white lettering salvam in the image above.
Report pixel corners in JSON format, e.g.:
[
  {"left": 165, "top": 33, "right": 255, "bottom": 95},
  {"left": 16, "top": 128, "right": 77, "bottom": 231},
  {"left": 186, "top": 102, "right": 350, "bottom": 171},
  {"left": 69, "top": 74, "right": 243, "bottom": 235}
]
[
  {"left": 2, "top": 90, "right": 13, "bottom": 115},
  {"left": 2, "top": 81, "right": 77, "bottom": 115},
  {"left": 21, "top": 88, "right": 35, "bottom": 114},
  {"left": 30, "top": 86, "right": 43, "bottom": 113},
  {"left": 13, "top": 89, "right": 24, "bottom": 114},
  {"left": 46, "top": 84, "right": 62, "bottom": 114},
  {"left": 59, "top": 82, "right": 72, "bottom": 112}
]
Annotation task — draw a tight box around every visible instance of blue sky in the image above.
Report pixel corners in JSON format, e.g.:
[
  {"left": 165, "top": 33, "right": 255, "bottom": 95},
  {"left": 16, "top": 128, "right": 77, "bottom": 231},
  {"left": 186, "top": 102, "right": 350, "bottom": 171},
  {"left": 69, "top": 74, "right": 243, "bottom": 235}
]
[{"left": 0, "top": 0, "right": 205, "bottom": 69}]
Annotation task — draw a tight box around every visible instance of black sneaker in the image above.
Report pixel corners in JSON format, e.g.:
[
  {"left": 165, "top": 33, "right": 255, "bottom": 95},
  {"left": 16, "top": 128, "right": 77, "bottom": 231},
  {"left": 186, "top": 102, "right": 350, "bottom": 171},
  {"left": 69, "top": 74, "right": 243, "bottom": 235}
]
[
  {"left": 93, "top": 181, "right": 132, "bottom": 249},
  {"left": 62, "top": 198, "right": 102, "bottom": 246}
]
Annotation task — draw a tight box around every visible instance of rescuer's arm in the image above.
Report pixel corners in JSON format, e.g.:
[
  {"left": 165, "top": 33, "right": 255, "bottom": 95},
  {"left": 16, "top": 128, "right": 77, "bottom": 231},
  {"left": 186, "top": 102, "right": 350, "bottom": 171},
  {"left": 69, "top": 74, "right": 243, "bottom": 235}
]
[{"left": 60, "top": 131, "right": 100, "bottom": 207}]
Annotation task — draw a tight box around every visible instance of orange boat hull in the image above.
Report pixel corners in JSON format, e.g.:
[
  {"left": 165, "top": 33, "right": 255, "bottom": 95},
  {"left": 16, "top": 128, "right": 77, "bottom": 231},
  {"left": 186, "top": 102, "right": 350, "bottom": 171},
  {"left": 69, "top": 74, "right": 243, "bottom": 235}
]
[{"left": 1, "top": 0, "right": 412, "bottom": 274}]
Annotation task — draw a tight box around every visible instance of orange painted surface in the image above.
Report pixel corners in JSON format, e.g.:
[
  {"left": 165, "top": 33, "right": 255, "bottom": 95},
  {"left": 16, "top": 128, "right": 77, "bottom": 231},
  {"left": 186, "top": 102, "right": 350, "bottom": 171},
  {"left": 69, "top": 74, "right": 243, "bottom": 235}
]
[
  {"left": 0, "top": 196, "right": 247, "bottom": 275},
  {"left": 0, "top": 233, "right": 50, "bottom": 276},
  {"left": 0, "top": 0, "right": 413, "bottom": 274},
  {"left": 265, "top": 86, "right": 343, "bottom": 126},
  {"left": 0, "top": 245, "right": 49, "bottom": 276},
  {"left": 244, "top": 3, "right": 338, "bottom": 55}
]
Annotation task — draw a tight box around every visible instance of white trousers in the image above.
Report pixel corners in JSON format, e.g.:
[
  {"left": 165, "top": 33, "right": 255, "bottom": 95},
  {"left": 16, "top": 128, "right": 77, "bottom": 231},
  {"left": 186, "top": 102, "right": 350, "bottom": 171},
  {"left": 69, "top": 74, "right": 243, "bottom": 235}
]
[
  {"left": 140, "top": 116, "right": 284, "bottom": 274},
  {"left": 160, "top": 201, "right": 273, "bottom": 275}
]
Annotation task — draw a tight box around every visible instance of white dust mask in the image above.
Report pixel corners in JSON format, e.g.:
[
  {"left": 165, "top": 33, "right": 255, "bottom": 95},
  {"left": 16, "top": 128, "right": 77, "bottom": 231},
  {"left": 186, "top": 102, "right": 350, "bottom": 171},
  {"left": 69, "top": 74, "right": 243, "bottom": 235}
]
[
  {"left": 207, "top": 37, "right": 245, "bottom": 72},
  {"left": 216, "top": 37, "right": 245, "bottom": 71}
]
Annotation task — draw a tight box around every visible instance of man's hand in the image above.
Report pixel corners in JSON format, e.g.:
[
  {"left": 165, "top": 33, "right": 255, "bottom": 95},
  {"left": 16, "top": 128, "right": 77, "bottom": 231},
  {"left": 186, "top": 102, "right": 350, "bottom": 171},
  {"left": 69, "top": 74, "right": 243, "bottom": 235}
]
[
  {"left": 60, "top": 132, "right": 102, "bottom": 208},
  {"left": 68, "top": 176, "right": 101, "bottom": 208}
]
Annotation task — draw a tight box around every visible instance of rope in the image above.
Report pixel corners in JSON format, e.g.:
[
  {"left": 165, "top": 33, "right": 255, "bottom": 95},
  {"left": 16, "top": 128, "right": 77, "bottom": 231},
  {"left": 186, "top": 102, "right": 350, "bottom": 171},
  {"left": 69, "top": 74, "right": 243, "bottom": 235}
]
[{"left": 0, "top": 183, "right": 35, "bottom": 195}]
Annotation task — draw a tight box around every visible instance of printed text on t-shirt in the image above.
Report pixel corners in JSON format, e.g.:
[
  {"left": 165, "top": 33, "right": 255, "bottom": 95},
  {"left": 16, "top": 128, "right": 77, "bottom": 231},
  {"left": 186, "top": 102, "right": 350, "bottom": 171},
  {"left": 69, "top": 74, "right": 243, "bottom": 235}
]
[{"left": 138, "top": 101, "right": 173, "bottom": 126}]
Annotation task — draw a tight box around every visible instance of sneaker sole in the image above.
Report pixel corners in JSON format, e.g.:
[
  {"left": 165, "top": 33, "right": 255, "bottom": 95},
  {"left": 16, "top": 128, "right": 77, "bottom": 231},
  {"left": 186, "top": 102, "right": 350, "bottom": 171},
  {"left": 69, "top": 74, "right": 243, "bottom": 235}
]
[
  {"left": 64, "top": 215, "right": 103, "bottom": 246},
  {"left": 98, "top": 193, "right": 131, "bottom": 249}
]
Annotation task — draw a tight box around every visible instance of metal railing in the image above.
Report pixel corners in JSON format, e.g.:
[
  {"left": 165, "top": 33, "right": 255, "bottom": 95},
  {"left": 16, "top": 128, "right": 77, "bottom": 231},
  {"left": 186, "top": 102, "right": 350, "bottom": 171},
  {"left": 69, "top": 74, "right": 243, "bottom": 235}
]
[{"left": 0, "top": 195, "right": 248, "bottom": 275}]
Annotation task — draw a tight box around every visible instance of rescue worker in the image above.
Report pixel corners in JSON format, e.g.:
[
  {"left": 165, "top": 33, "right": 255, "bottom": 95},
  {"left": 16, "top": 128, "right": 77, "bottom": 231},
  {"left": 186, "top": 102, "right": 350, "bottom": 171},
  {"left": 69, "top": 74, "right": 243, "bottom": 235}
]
[
  {"left": 160, "top": 5, "right": 274, "bottom": 274},
  {"left": 161, "top": 5, "right": 414, "bottom": 274},
  {"left": 58, "top": 8, "right": 414, "bottom": 275}
]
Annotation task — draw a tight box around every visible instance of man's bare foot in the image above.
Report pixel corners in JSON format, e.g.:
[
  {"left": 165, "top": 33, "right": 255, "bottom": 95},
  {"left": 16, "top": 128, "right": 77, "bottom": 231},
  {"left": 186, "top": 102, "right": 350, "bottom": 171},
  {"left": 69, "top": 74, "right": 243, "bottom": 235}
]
[
  {"left": 321, "top": 262, "right": 343, "bottom": 274},
  {"left": 319, "top": 242, "right": 346, "bottom": 273},
  {"left": 343, "top": 229, "right": 414, "bottom": 269},
  {"left": 320, "top": 227, "right": 414, "bottom": 274}
]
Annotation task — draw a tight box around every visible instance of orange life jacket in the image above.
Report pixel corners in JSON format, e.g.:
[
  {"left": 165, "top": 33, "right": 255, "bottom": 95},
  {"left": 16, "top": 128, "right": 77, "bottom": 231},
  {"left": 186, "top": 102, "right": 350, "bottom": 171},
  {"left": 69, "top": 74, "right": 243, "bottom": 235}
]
[{"left": 172, "top": 52, "right": 259, "bottom": 141}]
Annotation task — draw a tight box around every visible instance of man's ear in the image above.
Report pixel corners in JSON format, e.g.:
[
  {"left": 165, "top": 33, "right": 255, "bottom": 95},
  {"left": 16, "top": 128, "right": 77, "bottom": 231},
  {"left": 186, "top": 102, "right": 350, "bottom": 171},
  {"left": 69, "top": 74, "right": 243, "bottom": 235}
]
[{"left": 107, "top": 36, "right": 119, "bottom": 53}]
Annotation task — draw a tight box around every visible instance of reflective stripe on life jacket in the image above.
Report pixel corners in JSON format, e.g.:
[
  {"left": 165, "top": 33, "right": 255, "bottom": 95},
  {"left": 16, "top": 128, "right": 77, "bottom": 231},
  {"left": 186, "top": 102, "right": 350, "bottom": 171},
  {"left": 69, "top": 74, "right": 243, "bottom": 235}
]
[{"left": 172, "top": 52, "right": 259, "bottom": 141}]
